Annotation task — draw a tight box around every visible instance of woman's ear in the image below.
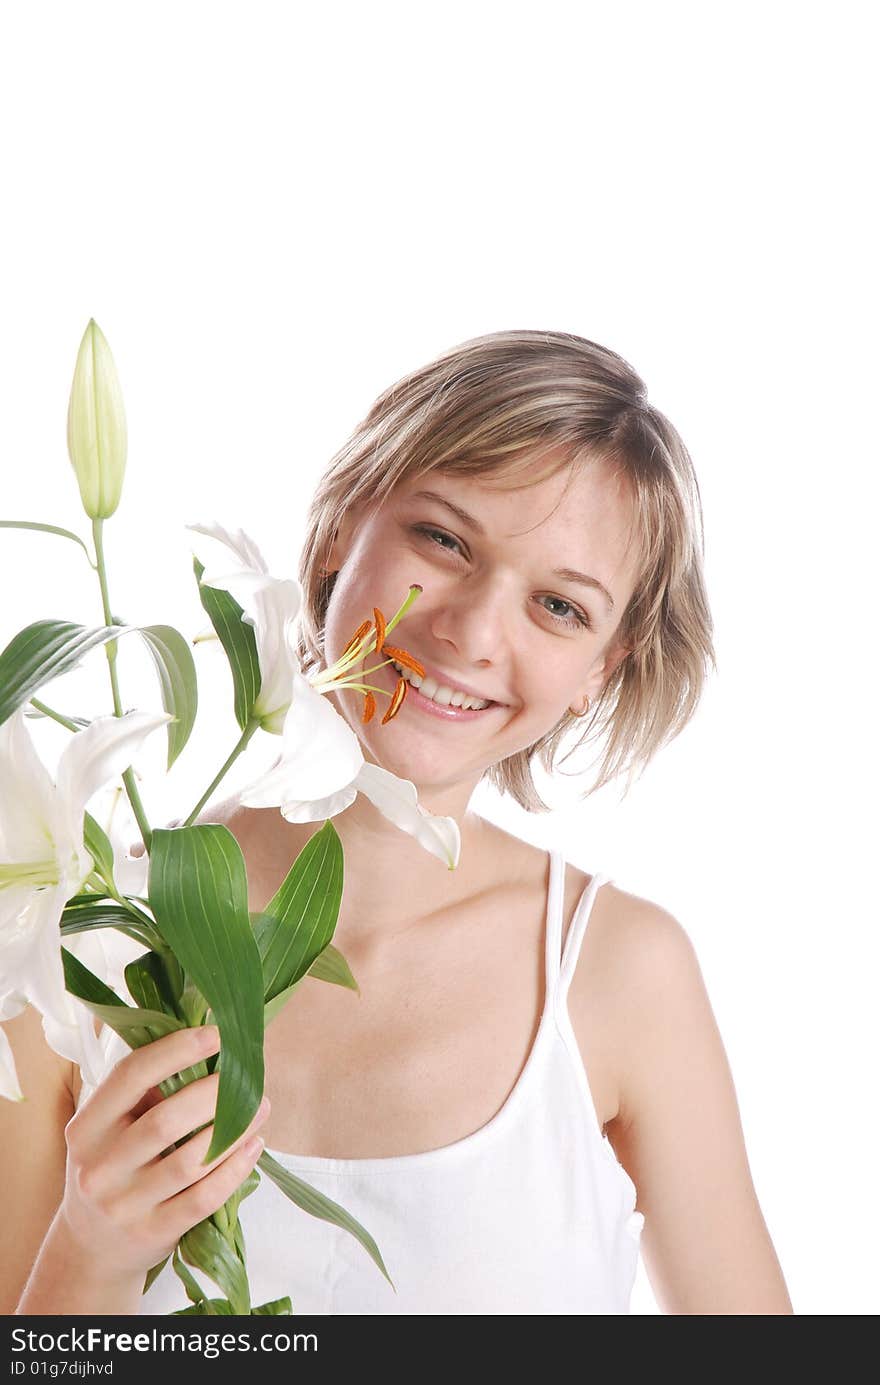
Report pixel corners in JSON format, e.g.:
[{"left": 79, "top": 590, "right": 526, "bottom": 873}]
[
  {"left": 586, "top": 637, "right": 632, "bottom": 701},
  {"left": 322, "top": 507, "right": 362, "bottom": 574}
]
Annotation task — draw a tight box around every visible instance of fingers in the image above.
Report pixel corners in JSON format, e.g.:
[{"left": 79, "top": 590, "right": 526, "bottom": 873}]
[
  {"left": 156, "top": 1130, "right": 267, "bottom": 1243},
  {"left": 124, "top": 1096, "right": 271, "bottom": 1227},
  {"left": 74, "top": 1026, "right": 221, "bottom": 1145},
  {"left": 128, "top": 1083, "right": 166, "bottom": 1124},
  {"left": 59, "top": 1024, "right": 275, "bottom": 1281},
  {"left": 113, "top": 1070, "right": 223, "bottom": 1170}
]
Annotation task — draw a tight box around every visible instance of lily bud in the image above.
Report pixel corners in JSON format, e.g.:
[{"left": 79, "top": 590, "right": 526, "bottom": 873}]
[{"left": 66, "top": 318, "right": 128, "bottom": 519}]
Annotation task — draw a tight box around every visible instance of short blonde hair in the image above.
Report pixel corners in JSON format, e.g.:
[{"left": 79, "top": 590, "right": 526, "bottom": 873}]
[{"left": 294, "top": 329, "right": 716, "bottom": 812}]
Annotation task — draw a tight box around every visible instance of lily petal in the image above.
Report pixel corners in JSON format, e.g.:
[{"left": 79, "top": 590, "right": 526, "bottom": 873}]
[
  {"left": 5, "top": 883, "right": 111, "bottom": 1084},
  {"left": 244, "top": 583, "right": 303, "bottom": 731},
  {"left": 352, "top": 761, "right": 462, "bottom": 870},
  {"left": 186, "top": 521, "right": 303, "bottom": 623},
  {"left": 272, "top": 782, "right": 360, "bottom": 824},
  {"left": 55, "top": 711, "right": 173, "bottom": 819},
  {"left": 112, "top": 844, "right": 150, "bottom": 897},
  {"left": 0, "top": 877, "right": 53, "bottom": 942},
  {"left": 0, "top": 989, "right": 27, "bottom": 1021},
  {"left": 0, "top": 709, "right": 58, "bottom": 861},
  {"left": 0, "top": 990, "right": 26, "bottom": 1101},
  {"left": 187, "top": 521, "right": 304, "bottom": 732},
  {"left": 3, "top": 881, "right": 72, "bottom": 1017},
  {"left": 0, "top": 1024, "right": 24, "bottom": 1101},
  {"left": 93, "top": 790, "right": 149, "bottom": 895},
  {"left": 239, "top": 671, "right": 364, "bottom": 807},
  {"left": 186, "top": 520, "right": 272, "bottom": 576}
]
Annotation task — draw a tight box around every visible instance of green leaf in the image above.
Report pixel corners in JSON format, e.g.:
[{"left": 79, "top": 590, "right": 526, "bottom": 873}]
[
  {"left": 252, "top": 1297, "right": 292, "bottom": 1315},
  {"left": 64, "top": 889, "right": 140, "bottom": 909},
  {"left": 143, "top": 1254, "right": 171, "bottom": 1295},
  {"left": 172, "top": 1298, "right": 233, "bottom": 1316},
  {"left": 82, "top": 812, "right": 116, "bottom": 888},
  {"left": 258, "top": 1150, "right": 396, "bottom": 1291},
  {"left": 0, "top": 619, "right": 129, "bottom": 728},
  {"left": 307, "top": 941, "right": 360, "bottom": 993},
  {"left": 232, "top": 1217, "right": 246, "bottom": 1261},
  {"left": 0, "top": 519, "right": 94, "bottom": 565},
  {"left": 252, "top": 819, "right": 344, "bottom": 1004},
  {"left": 172, "top": 1248, "right": 210, "bottom": 1308},
  {"left": 60, "top": 899, "right": 157, "bottom": 951},
  {"left": 61, "top": 945, "right": 185, "bottom": 1048},
  {"left": 261, "top": 936, "right": 360, "bottom": 1027},
  {"left": 262, "top": 976, "right": 305, "bottom": 1028},
  {"left": 125, "top": 949, "right": 184, "bottom": 1018},
  {"left": 148, "top": 825, "right": 265, "bottom": 1163},
  {"left": 179, "top": 1218, "right": 251, "bottom": 1314},
  {"left": 177, "top": 980, "right": 210, "bottom": 1028},
  {"left": 138, "top": 624, "right": 198, "bottom": 770},
  {"left": 224, "top": 1165, "right": 261, "bottom": 1231},
  {"left": 170, "top": 1289, "right": 292, "bottom": 1315},
  {"left": 193, "top": 557, "right": 261, "bottom": 730},
  {"left": 62, "top": 948, "right": 211, "bottom": 1100}
]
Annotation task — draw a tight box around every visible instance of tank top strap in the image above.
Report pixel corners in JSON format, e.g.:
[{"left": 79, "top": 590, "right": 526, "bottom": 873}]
[{"left": 545, "top": 850, "right": 613, "bottom": 1010}]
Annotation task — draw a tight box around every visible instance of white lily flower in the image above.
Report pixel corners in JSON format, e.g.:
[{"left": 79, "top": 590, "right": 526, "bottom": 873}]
[
  {"left": 0, "top": 991, "right": 27, "bottom": 1101},
  {"left": 187, "top": 522, "right": 461, "bottom": 870},
  {"left": 239, "top": 667, "right": 461, "bottom": 869},
  {"left": 91, "top": 784, "right": 150, "bottom": 897},
  {"left": 0, "top": 707, "right": 172, "bottom": 1100},
  {"left": 187, "top": 521, "right": 302, "bottom": 734}
]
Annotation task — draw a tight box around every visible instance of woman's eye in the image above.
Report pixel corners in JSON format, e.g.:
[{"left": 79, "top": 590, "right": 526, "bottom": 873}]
[
  {"left": 409, "top": 525, "right": 593, "bottom": 631},
  {"left": 415, "top": 525, "right": 463, "bottom": 556}
]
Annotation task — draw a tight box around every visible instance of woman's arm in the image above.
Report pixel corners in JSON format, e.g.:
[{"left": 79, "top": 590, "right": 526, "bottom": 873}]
[
  {"left": 0, "top": 1003, "right": 139, "bottom": 1315},
  {"left": 2, "top": 1005, "right": 269, "bottom": 1315},
  {"left": 587, "top": 889, "right": 793, "bottom": 1315}
]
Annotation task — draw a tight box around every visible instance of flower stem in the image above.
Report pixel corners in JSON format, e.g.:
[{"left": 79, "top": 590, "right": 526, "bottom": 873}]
[
  {"left": 181, "top": 719, "right": 260, "bottom": 827},
  {"left": 28, "top": 697, "right": 81, "bottom": 733},
  {"left": 92, "top": 518, "right": 154, "bottom": 854}
]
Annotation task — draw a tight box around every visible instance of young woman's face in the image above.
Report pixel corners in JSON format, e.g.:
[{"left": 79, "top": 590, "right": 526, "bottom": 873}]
[{"left": 320, "top": 456, "right": 641, "bottom": 795}]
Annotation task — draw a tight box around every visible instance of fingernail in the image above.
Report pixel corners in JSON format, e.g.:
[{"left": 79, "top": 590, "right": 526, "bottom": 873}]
[{"left": 199, "top": 1025, "right": 221, "bottom": 1049}]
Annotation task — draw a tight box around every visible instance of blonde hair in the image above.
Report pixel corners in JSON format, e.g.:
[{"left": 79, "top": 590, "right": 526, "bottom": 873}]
[{"left": 294, "top": 329, "right": 716, "bottom": 812}]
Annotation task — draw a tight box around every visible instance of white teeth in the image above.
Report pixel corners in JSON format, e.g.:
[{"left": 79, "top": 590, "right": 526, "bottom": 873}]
[{"left": 391, "top": 661, "right": 490, "bottom": 710}]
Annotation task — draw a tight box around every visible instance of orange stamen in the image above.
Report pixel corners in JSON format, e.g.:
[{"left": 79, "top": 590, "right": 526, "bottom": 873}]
[
  {"left": 381, "top": 644, "right": 426, "bottom": 679},
  {"left": 340, "top": 619, "right": 373, "bottom": 662},
  {"left": 362, "top": 690, "right": 376, "bottom": 724},
  {"left": 381, "top": 676, "right": 408, "bottom": 724},
  {"left": 372, "top": 607, "right": 387, "bottom": 654}
]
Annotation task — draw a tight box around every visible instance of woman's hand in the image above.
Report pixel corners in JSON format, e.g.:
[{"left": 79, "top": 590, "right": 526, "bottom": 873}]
[{"left": 59, "top": 1024, "right": 270, "bottom": 1281}]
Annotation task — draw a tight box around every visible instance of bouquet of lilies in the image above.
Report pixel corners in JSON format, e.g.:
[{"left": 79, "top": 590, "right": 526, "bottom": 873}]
[{"left": 0, "top": 319, "right": 461, "bottom": 1314}]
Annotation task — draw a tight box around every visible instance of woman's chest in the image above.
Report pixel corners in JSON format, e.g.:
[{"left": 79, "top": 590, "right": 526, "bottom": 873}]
[{"left": 255, "top": 857, "right": 618, "bottom": 1160}]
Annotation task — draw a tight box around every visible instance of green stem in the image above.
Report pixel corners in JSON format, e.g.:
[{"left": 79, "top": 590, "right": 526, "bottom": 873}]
[
  {"left": 92, "top": 517, "right": 154, "bottom": 854},
  {"left": 29, "top": 697, "right": 82, "bottom": 733},
  {"left": 182, "top": 720, "right": 260, "bottom": 827}
]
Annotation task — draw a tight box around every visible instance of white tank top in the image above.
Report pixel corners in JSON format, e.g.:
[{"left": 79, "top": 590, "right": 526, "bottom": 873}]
[{"left": 75, "top": 849, "right": 645, "bottom": 1314}]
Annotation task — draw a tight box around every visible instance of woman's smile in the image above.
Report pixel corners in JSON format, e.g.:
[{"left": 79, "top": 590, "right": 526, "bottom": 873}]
[{"left": 375, "top": 655, "right": 504, "bottom": 723}]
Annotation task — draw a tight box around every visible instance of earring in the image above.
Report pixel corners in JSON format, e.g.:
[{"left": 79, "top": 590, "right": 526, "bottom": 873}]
[{"left": 571, "top": 695, "right": 591, "bottom": 718}]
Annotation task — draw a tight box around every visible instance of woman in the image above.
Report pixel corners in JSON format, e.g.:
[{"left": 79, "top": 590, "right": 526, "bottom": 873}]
[{"left": 3, "top": 329, "right": 793, "bottom": 1315}]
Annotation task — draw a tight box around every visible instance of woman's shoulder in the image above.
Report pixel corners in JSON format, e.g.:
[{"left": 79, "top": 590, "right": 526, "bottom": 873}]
[
  {"left": 565, "top": 869, "right": 704, "bottom": 1123},
  {"left": 588, "top": 877, "right": 697, "bottom": 976},
  {"left": 563, "top": 854, "right": 698, "bottom": 1001}
]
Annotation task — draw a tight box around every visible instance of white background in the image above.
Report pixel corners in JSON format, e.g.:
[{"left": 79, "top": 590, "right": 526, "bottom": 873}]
[{"left": 1, "top": 1, "right": 877, "bottom": 1315}]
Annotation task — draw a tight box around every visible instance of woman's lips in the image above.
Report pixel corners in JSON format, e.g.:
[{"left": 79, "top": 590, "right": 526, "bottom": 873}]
[{"left": 379, "top": 659, "right": 499, "bottom": 722}]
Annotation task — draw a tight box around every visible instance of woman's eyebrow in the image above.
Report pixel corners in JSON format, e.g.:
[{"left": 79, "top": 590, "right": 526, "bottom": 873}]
[{"left": 406, "top": 488, "right": 615, "bottom": 613}]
